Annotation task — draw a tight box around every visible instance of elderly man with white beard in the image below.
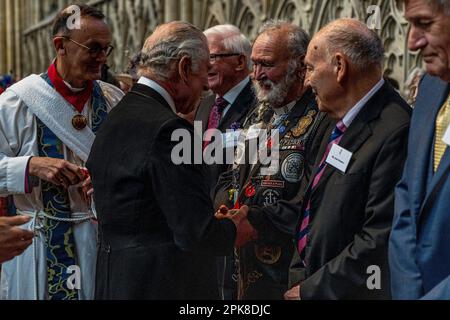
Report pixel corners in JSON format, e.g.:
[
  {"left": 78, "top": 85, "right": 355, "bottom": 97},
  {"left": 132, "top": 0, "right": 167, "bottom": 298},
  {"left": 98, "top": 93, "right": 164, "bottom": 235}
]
[{"left": 214, "top": 20, "right": 331, "bottom": 300}]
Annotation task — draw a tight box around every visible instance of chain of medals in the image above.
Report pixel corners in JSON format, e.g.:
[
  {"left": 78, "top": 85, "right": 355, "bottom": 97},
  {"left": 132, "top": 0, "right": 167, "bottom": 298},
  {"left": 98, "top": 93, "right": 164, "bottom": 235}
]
[{"left": 230, "top": 111, "right": 290, "bottom": 299}]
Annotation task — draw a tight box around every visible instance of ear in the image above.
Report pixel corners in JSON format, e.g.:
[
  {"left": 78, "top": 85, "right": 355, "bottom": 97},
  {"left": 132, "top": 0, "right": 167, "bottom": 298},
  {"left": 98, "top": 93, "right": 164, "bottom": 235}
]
[
  {"left": 53, "top": 37, "right": 66, "bottom": 55},
  {"left": 178, "top": 56, "right": 191, "bottom": 83},
  {"left": 296, "top": 55, "right": 307, "bottom": 81},
  {"left": 334, "top": 53, "right": 348, "bottom": 83},
  {"left": 235, "top": 55, "right": 247, "bottom": 71}
]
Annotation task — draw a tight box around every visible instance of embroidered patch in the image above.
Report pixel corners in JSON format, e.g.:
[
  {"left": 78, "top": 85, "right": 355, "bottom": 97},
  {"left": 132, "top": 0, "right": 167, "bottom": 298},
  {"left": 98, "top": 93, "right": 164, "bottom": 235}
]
[
  {"left": 262, "top": 189, "right": 281, "bottom": 206},
  {"left": 254, "top": 245, "right": 282, "bottom": 264},
  {"left": 261, "top": 180, "right": 285, "bottom": 189},
  {"left": 291, "top": 110, "right": 316, "bottom": 138},
  {"left": 281, "top": 153, "right": 304, "bottom": 183}
]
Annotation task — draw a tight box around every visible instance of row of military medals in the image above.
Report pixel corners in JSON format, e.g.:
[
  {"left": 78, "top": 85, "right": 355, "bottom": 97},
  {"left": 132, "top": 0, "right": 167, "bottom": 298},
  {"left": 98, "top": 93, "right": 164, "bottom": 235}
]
[{"left": 228, "top": 113, "right": 290, "bottom": 299}]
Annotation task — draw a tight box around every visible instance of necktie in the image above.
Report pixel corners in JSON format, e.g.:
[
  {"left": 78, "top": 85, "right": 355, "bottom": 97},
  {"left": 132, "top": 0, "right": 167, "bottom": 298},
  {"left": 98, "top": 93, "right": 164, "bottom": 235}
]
[
  {"left": 297, "top": 121, "right": 347, "bottom": 266},
  {"left": 434, "top": 95, "right": 450, "bottom": 172},
  {"left": 204, "top": 96, "right": 229, "bottom": 149}
]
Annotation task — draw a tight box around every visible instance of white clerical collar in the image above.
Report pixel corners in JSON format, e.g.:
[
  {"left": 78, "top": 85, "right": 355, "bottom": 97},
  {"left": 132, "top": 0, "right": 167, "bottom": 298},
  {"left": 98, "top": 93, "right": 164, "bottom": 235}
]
[
  {"left": 222, "top": 77, "right": 250, "bottom": 106},
  {"left": 138, "top": 76, "right": 177, "bottom": 114},
  {"left": 63, "top": 80, "right": 85, "bottom": 93},
  {"left": 273, "top": 99, "right": 297, "bottom": 116},
  {"left": 342, "top": 78, "right": 385, "bottom": 128}
]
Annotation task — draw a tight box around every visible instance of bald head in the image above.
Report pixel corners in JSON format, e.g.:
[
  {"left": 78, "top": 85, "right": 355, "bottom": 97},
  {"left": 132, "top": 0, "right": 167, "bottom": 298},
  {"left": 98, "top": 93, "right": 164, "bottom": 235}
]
[
  {"left": 313, "top": 18, "right": 384, "bottom": 73},
  {"left": 136, "top": 21, "right": 209, "bottom": 81}
]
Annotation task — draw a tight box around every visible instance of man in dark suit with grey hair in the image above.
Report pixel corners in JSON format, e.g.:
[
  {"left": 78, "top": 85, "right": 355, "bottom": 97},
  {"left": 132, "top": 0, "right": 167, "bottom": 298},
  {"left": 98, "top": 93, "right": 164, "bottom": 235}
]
[{"left": 87, "top": 21, "right": 255, "bottom": 300}]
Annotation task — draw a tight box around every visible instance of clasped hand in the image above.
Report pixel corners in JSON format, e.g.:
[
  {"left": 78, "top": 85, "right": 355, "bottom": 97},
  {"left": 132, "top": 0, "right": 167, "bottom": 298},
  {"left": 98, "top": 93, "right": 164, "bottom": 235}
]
[
  {"left": 215, "top": 205, "right": 258, "bottom": 247},
  {"left": 29, "top": 157, "right": 93, "bottom": 195}
]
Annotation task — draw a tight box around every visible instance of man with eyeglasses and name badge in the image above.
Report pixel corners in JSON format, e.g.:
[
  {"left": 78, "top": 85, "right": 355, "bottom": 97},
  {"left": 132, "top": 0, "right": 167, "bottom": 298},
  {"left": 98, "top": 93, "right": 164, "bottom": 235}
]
[
  {"left": 0, "top": 4, "right": 123, "bottom": 300},
  {"left": 196, "top": 25, "right": 257, "bottom": 194},
  {"left": 194, "top": 25, "right": 257, "bottom": 300}
]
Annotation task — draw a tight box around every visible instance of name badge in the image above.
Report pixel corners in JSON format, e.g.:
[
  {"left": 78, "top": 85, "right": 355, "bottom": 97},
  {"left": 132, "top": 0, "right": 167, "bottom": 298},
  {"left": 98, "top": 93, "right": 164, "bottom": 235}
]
[
  {"left": 326, "top": 144, "right": 352, "bottom": 173},
  {"left": 246, "top": 125, "right": 262, "bottom": 140},
  {"left": 443, "top": 124, "right": 450, "bottom": 146},
  {"left": 223, "top": 130, "right": 242, "bottom": 148}
]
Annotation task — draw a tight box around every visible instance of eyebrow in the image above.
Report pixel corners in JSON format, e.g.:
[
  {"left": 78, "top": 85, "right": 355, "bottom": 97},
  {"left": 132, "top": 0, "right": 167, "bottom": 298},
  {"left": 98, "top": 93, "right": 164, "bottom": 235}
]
[{"left": 405, "top": 13, "right": 434, "bottom": 21}]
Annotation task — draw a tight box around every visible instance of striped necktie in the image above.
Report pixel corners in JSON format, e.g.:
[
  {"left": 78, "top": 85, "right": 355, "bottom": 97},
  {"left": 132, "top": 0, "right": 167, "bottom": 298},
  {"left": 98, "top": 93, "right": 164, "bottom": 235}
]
[
  {"left": 203, "top": 96, "right": 229, "bottom": 150},
  {"left": 297, "top": 121, "right": 347, "bottom": 266},
  {"left": 434, "top": 95, "right": 450, "bottom": 172}
]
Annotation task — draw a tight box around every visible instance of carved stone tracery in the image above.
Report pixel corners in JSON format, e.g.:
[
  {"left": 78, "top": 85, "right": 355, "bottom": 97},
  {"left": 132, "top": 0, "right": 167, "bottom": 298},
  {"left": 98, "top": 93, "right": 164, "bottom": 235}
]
[{"left": 2, "top": 0, "right": 421, "bottom": 97}]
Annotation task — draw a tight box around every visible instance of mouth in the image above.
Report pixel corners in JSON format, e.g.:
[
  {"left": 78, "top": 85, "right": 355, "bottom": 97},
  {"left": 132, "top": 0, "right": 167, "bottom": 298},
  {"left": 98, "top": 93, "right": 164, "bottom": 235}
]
[
  {"left": 257, "top": 81, "right": 272, "bottom": 91},
  {"left": 311, "top": 88, "right": 321, "bottom": 104},
  {"left": 89, "top": 65, "right": 102, "bottom": 73},
  {"left": 423, "top": 54, "right": 437, "bottom": 63}
]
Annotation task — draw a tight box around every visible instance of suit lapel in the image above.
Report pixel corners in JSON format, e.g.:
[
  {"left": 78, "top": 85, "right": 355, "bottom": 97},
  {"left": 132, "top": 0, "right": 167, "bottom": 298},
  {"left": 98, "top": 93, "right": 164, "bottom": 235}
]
[
  {"left": 419, "top": 81, "right": 450, "bottom": 217},
  {"left": 195, "top": 94, "right": 215, "bottom": 133},
  {"left": 311, "top": 82, "right": 393, "bottom": 197},
  {"left": 219, "top": 81, "right": 255, "bottom": 131},
  {"left": 311, "top": 117, "right": 373, "bottom": 196}
]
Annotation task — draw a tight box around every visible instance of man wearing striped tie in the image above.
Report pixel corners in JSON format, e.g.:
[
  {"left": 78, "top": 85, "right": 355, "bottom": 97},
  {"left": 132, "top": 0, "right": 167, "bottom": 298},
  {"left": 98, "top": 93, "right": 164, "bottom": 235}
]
[
  {"left": 389, "top": 0, "right": 450, "bottom": 300},
  {"left": 284, "top": 18, "right": 411, "bottom": 299}
]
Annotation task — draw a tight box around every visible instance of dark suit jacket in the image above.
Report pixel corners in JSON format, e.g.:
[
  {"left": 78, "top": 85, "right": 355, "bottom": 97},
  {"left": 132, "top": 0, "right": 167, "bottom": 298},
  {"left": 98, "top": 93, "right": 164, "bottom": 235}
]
[
  {"left": 87, "top": 83, "right": 236, "bottom": 300},
  {"left": 298, "top": 82, "right": 411, "bottom": 299},
  {"left": 195, "top": 80, "right": 257, "bottom": 196},
  {"left": 389, "top": 74, "right": 450, "bottom": 299}
]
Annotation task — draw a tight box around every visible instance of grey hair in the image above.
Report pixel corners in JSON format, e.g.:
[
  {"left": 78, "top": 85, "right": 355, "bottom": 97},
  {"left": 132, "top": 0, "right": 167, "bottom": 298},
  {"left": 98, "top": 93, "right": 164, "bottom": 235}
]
[
  {"left": 258, "top": 20, "right": 310, "bottom": 59},
  {"left": 204, "top": 24, "right": 252, "bottom": 70},
  {"left": 319, "top": 18, "right": 384, "bottom": 72},
  {"left": 135, "top": 22, "right": 208, "bottom": 81}
]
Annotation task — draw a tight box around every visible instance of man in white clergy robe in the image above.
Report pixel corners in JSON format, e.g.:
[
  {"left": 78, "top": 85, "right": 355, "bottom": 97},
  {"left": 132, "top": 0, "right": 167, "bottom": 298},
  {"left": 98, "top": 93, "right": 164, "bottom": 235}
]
[{"left": 0, "top": 4, "right": 123, "bottom": 300}]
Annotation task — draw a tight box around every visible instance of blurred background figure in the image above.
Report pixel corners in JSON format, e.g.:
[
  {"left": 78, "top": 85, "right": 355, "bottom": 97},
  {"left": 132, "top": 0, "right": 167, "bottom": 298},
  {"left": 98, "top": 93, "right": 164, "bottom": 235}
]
[{"left": 115, "top": 73, "right": 134, "bottom": 94}]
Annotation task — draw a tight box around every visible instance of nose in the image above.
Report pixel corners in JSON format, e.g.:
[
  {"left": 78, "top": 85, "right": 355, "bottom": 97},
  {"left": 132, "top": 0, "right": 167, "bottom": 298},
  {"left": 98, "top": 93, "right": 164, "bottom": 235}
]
[
  {"left": 95, "top": 52, "right": 108, "bottom": 64},
  {"left": 408, "top": 25, "right": 428, "bottom": 52},
  {"left": 304, "top": 77, "right": 311, "bottom": 88}
]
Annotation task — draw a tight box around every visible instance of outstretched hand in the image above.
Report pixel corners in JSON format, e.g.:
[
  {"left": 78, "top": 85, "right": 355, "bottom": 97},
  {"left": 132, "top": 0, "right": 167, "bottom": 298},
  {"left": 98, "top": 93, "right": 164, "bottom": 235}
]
[{"left": 0, "top": 215, "right": 34, "bottom": 263}]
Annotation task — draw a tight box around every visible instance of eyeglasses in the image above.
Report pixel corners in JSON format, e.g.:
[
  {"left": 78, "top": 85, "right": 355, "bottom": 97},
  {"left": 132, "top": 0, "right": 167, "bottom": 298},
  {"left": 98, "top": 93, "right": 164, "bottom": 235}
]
[
  {"left": 209, "top": 53, "right": 241, "bottom": 62},
  {"left": 63, "top": 37, "right": 114, "bottom": 58}
]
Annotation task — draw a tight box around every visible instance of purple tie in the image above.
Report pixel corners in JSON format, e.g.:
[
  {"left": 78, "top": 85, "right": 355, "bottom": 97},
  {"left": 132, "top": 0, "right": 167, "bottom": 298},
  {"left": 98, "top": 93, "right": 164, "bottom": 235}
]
[
  {"left": 204, "top": 96, "right": 229, "bottom": 149},
  {"left": 297, "top": 121, "right": 347, "bottom": 266}
]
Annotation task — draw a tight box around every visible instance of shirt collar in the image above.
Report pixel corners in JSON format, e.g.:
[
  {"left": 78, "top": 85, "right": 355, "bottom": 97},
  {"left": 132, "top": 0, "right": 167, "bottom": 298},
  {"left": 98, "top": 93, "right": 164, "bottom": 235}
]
[
  {"left": 222, "top": 77, "right": 250, "bottom": 106},
  {"left": 138, "top": 76, "right": 177, "bottom": 114},
  {"left": 342, "top": 78, "right": 385, "bottom": 128}
]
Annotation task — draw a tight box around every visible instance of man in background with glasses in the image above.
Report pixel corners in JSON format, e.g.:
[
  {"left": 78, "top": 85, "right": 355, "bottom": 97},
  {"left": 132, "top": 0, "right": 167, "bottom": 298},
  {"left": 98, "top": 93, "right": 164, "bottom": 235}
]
[
  {"left": 0, "top": 4, "right": 123, "bottom": 300},
  {"left": 194, "top": 25, "right": 256, "bottom": 300},
  {"left": 196, "top": 25, "right": 257, "bottom": 189}
]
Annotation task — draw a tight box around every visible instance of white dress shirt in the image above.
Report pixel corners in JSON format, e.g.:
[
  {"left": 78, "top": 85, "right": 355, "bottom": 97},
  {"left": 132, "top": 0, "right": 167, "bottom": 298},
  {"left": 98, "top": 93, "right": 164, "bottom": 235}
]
[{"left": 342, "top": 78, "right": 385, "bottom": 128}]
